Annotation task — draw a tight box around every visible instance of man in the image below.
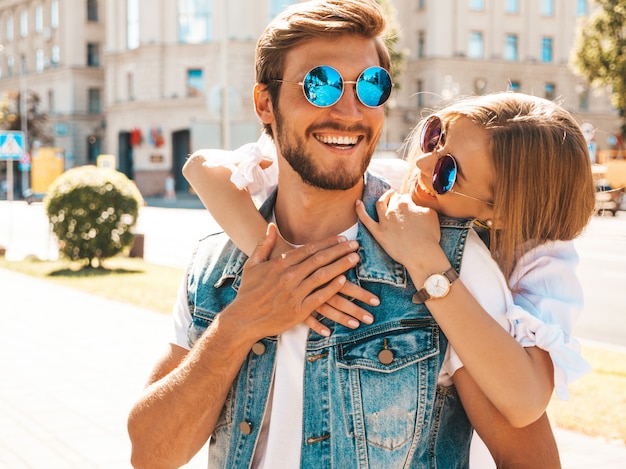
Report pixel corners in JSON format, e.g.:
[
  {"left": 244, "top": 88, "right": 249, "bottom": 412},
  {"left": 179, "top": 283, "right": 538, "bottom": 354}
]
[{"left": 128, "top": 1, "right": 559, "bottom": 467}]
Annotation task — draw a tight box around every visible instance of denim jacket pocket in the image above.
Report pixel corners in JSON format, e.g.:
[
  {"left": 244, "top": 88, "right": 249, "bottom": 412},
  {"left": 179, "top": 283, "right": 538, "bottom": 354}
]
[{"left": 335, "top": 320, "right": 441, "bottom": 452}]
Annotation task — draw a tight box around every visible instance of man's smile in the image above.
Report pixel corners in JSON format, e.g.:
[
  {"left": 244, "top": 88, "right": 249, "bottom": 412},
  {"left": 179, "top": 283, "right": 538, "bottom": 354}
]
[{"left": 314, "top": 133, "right": 361, "bottom": 149}]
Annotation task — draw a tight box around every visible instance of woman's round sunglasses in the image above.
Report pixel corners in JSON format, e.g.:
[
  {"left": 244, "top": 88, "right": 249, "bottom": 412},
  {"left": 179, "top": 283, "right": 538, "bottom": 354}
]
[
  {"left": 271, "top": 65, "right": 393, "bottom": 108},
  {"left": 420, "top": 115, "right": 494, "bottom": 206}
]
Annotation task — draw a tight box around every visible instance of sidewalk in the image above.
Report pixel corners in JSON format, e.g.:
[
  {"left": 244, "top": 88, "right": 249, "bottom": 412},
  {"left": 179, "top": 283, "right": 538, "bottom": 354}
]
[
  {"left": 1, "top": 267, "right": 626, "bottom": 468},
  {"left": 0, "top": 268, "right": 206, "bottom": 469}
]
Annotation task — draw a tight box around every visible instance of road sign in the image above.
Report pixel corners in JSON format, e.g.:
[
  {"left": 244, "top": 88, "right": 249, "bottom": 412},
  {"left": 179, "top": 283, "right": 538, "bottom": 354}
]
[{"left": 0, "top": 131, "right": 25, "bottom": 160}]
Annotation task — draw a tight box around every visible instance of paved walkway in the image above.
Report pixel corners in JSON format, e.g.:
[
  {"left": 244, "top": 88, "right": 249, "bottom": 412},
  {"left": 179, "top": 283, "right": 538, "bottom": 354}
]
[
  {"left": 0, "top": 268, "right": 207, "bottom": 468},
  {"left": 1, "top": 268, "right": 626, "bottom": 468}
]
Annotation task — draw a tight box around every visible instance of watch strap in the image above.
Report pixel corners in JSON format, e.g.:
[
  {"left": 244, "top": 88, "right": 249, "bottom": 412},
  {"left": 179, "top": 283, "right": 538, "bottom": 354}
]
[{"left": 412, "top": 267, "right": 459, "bottom": 304}]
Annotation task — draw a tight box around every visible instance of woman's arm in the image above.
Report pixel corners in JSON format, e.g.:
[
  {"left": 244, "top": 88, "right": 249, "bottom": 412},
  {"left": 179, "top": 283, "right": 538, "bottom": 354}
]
[
  {"left": 182, "top": 149, "right": 380, "bottom": 336},
  {"left": 454, "top": 368, "right": 561, "bottom": 468},
  {"left": 183, "top": 153, "right": 270, "bottom": 256},
  {"left": 356, "top": 191, "right": 554, "bottom": 427}
]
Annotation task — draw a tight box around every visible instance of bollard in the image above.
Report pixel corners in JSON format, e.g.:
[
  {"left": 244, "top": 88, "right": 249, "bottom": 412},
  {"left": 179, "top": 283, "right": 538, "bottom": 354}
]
[{"left": 129, "top": 233, "right": 144, "bottom": 258}]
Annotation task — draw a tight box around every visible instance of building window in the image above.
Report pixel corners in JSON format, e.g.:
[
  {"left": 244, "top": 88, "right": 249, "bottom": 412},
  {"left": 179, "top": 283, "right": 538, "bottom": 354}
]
[
  {"left": 127, "top": 0, "right": 139, "bottom": 49},
  {"left": 7, "top": 56, "right": 14, "bottom": 77},
  {"left": 541, "top": 0, "right": 554, "bottom": 16},
  {"left": 505, "top": 34, "right": 518, "bottom": 61},
  {"left": 509, "top": 81, "right": 521, "bottom": 92},
  {"left": 126, "top": 0, "right": 139, "bottom": 50},
  {"left": 87, "top": 43, "right": 100, "bottom": 66},
  {"left": 417, "top": 31, "right": 425, "bottom": 58},
  {"left": 178, "top": 0, "right": 212, "bottom": 44},
  {"left": 48, "top": 89, "right": 55, "bottom": 114},
  {"left": 576, "top": 0, "right": 587, "bottom": 16},
  {"left": 20, "top": 10, "right": 28, "bottom": 37},
  {"left": 35, "top": 6, "right": 43, "bottom": 32},
  {"left": 87, "top": 136, "right": 102, "bottom": 163},
  {"left": 505, "top": 0, "right": 519, "bottom": 13},
  {"left": 187, "top": 69, "right": 204, "bottom": 97},
  {"left": 88, "top": 88, "right": 102, "bottom": 113},
  {"left": 468, "top": 32, "right": 484, "bottom": 59},
  {"left": 36, "top": 49, "right": 44, "bottom": 72},
  {"left": 6, "top": 15, "right": 13, "bottom": 40},
  {"left": 578, "top": 88, "right": 589, "bottom": 111},
  {"left": 51, "top": 1, "right": 59, "bottom": 28},
  {"left": 51, "top": 45, "right": 60, "bottom": 66},
  {"left": 470, "top": 0, "right": 484, "bottom": 11},
  {"left": 270, "top": 0, "right": 298, "bottom": 19},
  {"left": 127, "top": 72, "right": 134, "bottom": 100},
  {"left": 87, "top": 0, "right": 99, "bottom": 21},
  {"left": 541, "top": 37, "right": 553, "bottom": 62},
  {"left": 545, "top": 83, "right": 556, "bottom": 100},
  {"left": 416, "top": 80, "right": 424, "bottom": 107}
]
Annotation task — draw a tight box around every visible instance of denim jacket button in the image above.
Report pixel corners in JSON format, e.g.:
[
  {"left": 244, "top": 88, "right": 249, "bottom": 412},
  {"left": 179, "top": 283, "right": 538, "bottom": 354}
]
[
  {"left": 378, "top": 348, "right": 394, "bottom": 365},
  {"left": 252, "top": 342, "right": 266, "bottom": 355},
  {"left": 239, "top": 421, "right": 253, "bottom": 435}
]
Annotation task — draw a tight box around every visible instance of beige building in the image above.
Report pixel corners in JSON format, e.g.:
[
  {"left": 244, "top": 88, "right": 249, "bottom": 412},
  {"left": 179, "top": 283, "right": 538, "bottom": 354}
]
[
  {"left": 0, "top": 0, "right": 105, "bottom": 186},
  {"left": 1, "top": 0, "right": 621, "bottom": 197}
]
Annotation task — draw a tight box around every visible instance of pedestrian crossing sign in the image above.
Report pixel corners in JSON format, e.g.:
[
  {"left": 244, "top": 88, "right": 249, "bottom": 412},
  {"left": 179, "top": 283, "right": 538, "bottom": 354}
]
[{"left": 0, "top": 131, "right": 25, "bottom": 160}]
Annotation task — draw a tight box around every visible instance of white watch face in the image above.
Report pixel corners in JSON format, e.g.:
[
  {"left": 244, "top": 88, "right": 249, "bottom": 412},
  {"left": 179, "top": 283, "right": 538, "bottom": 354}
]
[{"left": 424, "top": 273, "right": 450, "bottom": 298}]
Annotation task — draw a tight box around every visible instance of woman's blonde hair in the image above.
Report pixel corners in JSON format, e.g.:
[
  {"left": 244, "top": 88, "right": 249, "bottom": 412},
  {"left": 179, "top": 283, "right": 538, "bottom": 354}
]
[
  {"left": 408, "top": 92, "right": 596, "bottom": 280},
  {"left": 255, "top": 0, "right": 391, "bottom": 137}
]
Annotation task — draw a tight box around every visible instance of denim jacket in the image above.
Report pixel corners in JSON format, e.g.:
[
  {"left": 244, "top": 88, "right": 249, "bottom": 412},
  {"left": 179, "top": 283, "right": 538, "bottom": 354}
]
[{"left": 185, "top": 173, "right": 474, "bottom": 468}]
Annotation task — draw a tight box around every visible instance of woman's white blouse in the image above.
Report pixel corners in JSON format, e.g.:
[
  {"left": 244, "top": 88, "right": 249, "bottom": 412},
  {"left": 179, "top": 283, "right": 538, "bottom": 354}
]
[{"left": 185, "top": 136, "right": 591, "bottom": 399}]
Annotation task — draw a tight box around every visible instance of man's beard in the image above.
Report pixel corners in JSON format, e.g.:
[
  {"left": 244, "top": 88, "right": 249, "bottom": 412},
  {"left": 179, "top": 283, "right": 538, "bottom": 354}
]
[{"left": 274, "top": 110, "right": 376, "bottom": 191}]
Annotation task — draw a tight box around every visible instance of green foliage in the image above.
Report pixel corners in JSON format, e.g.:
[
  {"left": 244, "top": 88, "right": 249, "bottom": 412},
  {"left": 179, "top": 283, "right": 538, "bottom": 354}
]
[
  {"left": 376, "top": 0, "right": 408, "bottom": 89},
  {"left": 44, "top": 165, "right": 144, "bottom": 268},
  {"left": 0, "top": 90, "right": 53, "bottom": 149},
  {"left": 571, "top": 0, "right": 626, "bottom": 127}
]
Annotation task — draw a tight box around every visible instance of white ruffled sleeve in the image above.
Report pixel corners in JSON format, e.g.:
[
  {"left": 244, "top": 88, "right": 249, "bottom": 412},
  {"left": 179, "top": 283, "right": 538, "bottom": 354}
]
[
  {"left": 507, "top": 240, "right": 592, "bottom": 400},
  {"left": 199, "top": 133, "right": 278, "bottom": 203},
  {"left": 440, "top": 234, "right": 590, "bottom": 400}
]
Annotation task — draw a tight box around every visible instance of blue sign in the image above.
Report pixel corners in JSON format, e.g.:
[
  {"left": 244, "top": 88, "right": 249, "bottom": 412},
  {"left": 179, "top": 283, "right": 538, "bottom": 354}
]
[{"left": 0, "top": 131, "right": 25, "bottom": 160}]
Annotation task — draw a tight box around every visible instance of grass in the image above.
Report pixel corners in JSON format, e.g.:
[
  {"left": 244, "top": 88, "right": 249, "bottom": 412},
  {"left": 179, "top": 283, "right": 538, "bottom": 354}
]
[
  {"left": 548, "top": 345, "right": 626, "bottom": 445},
  {"left": 0, "top": 255, "right": 183, "bottom": 314},
  {"left": 1, "top": 255, "right": 625, "bottom": 445}
]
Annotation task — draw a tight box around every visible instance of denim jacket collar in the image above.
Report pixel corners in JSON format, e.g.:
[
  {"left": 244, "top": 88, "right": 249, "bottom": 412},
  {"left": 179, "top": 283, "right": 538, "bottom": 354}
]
[{"left": 214, "top": 172, "right": 409, "bottom": 290}]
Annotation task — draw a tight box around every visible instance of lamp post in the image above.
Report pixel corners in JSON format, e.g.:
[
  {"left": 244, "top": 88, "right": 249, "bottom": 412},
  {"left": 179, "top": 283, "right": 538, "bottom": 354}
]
[{"left": 20, "top": 56, "right": 28, "bottom": 147}]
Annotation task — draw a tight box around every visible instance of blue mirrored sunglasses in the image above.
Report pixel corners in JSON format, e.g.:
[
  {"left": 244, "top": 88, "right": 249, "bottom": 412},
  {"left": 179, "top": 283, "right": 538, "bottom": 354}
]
[
  {"left": 420, "top": 115, "right": 494, "bottom": 206},
  {"left": 272, "top": 65, "right": 393, "bottom": 108}
]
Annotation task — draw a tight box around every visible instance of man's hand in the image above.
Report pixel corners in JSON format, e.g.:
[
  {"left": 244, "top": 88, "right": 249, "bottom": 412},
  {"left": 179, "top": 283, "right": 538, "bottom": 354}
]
[
  {"left": 267, "top": 223, "right": 379, "bottom": 336},
  {"left": 222, "top": 223, "right": 363, "bottom": 341}
]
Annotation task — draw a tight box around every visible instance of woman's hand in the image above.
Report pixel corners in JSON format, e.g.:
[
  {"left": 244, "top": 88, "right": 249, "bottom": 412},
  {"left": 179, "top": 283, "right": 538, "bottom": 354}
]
[
  {"left": 266, "top": 222, "right": 380, "bottom": 337},
  {"left": 356, "top": 190, "right": 442, "bottom": 267},
  {"left": 230, "top": 224, "right": 366, "bottom": 340},
  {"left": 306, "top": 280, "right": 379, "bottom": 336}
]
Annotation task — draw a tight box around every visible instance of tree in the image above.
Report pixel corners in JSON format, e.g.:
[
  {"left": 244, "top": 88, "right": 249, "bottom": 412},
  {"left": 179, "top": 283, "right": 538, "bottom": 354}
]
[
  {"left": 0, "top": 90, "right": 53, "bottom": 150},
  {"left": 571, "top": 0, "right": 626, "bottom": 131},
  {"left": 45, "top": 166, "right": 144, "bottom": 269},
  {"left": 376, "top": 0, "right": 408, "bottom": 89}
]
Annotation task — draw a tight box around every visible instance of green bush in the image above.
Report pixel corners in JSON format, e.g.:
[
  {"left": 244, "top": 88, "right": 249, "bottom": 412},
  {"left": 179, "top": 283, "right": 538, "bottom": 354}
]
[{"left": 44, "top": 165, "right": 144, "bottom": 268}]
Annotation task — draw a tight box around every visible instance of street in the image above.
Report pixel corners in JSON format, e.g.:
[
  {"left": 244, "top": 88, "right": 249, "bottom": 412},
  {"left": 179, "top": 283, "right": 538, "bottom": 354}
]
[{"left": 1, "top": 200, "right": 625, "bottom": 349}]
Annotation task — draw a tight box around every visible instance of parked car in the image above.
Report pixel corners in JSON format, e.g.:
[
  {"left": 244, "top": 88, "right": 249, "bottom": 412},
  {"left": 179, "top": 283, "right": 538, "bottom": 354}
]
[{"left": 595, "top": 180, "right": 624, "bottom": 216}]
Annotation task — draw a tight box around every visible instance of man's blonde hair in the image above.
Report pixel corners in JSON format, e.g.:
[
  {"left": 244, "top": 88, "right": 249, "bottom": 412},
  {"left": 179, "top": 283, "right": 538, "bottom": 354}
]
[{"left": 255, "top": 0, "right": 391, "bottom": 137}]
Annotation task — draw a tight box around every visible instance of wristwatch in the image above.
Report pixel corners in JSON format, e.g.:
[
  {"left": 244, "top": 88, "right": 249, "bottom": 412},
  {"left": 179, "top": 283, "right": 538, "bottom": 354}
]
[{"left": 412, "top": 267, "right": 459, "bottom": 304}]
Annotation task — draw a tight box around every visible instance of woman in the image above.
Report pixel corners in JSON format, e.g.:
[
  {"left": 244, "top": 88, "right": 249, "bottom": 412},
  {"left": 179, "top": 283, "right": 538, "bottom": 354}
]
[{"left": 182, "top": 92, "right": 595, "bottom": 466}]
